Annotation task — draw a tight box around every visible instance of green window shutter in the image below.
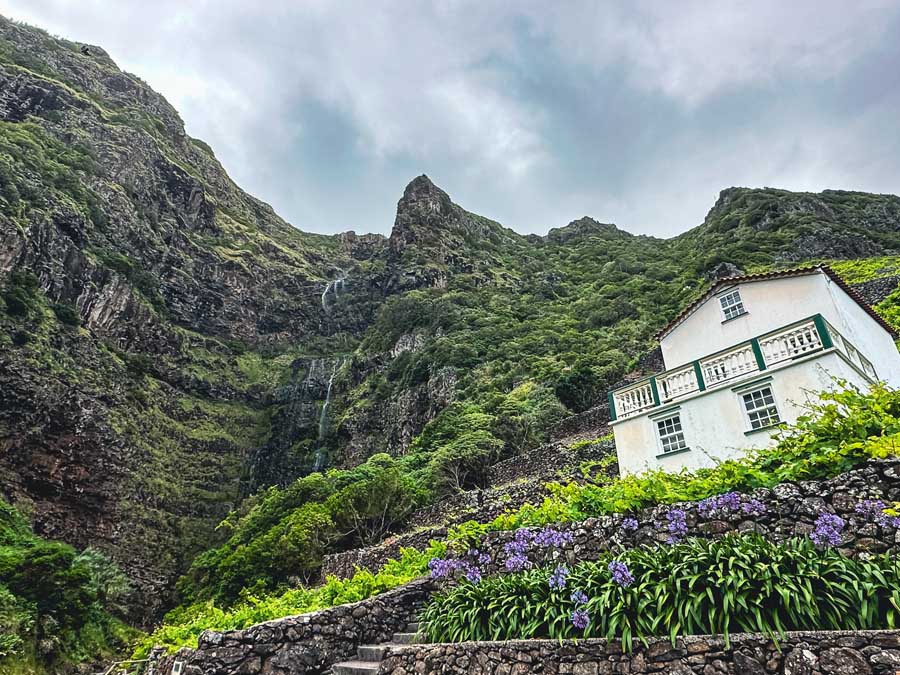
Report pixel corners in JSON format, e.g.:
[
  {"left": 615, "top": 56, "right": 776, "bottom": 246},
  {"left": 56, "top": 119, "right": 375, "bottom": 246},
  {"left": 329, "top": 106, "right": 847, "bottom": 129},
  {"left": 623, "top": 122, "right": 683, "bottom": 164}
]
[{"left": 750, "top": 338, "right": 767, "bottom": 371}]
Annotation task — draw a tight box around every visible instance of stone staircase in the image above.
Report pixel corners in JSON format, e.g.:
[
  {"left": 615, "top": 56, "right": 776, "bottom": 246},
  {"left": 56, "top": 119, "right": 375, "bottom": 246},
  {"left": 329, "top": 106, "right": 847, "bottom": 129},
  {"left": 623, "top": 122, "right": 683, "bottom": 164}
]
[{"left": 331, "top": 621, "right": 424, "bottom": 674}]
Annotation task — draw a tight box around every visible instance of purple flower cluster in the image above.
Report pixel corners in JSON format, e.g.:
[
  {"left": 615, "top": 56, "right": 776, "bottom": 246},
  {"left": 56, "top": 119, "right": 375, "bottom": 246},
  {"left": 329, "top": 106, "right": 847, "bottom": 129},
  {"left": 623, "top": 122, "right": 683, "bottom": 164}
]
[
  {"left": 697, "top": 492, "right": 766, "bottom": 518},
  {"left": 810, "top": 512, "right": 845, "bottom": 547},
  {"left": 533, "top": 526, "right": 575, "bottom": 548},
  {"left": 665, "top": 508, "right": 688, "bottom": 544},
  {"left": 548, "top": 565, "right": 569, "bottom": 590},
  {"left": 503, "top": 529, "right": 535, "bottom": 572},
  {"left": 503, "top": 527, "right": 573, "bottom": 572},
  {"left": 428, "top": 548, "right": 491, "bottom": 583},
  {"left": 570, "top": 590, "right": 588, "bottom": 605},
  {"left": 570, "top": 586, "right": 590, "bottom": 629},
  {"left": 608, "top": 560, "right": 635, "bottom": 588},
  {"left": 855, "top": 499, "right": 900, "bottom": 529},
  {"left": 620, "top": 516, "right": 639, "bottom": 532},
  {"left": 571, "top": 608, "right": 590, "bottom": 630}
]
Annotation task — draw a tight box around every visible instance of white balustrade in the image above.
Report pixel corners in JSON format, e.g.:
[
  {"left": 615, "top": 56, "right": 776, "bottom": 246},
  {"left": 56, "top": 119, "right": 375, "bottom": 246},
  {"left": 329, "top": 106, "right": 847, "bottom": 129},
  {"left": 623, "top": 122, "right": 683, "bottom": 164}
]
[
  {"left": 658, "top": 364, "right": 699, "bottom": 401},
  {"left": 612, "top": 315, "right": 880, "bottom": 421},
  {"left": 825, "top": 320, "right": 878, "bottom": 380},
  {"left": 701, "top": 344, "right": 759, "bottom": 387},
  {"left": 758, "top": 320, "right": 823, "bottom": 366},
  {"left": 613, "top": 381, "right": 656, "bottom": 418}
]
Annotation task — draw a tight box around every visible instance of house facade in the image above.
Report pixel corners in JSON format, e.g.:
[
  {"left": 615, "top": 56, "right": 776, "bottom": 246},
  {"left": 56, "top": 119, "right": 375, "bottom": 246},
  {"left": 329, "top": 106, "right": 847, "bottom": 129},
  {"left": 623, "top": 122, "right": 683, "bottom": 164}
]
[{"left": 609, "top": 266, "right": 900, "bottom": 475}]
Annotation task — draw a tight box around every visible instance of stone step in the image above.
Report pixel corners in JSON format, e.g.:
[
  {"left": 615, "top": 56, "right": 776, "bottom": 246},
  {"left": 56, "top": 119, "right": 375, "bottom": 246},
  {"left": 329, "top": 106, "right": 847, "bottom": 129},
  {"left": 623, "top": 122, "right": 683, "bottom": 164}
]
[
  {"left": 391, "top": 632, "right": 424, "bottom": 644},
  {"left": 405, "top": 621, "right": 422, "bottom": 632},
  {"left": 332, "top": 660, "right": 381, "bottom": 675},
  {"left": 357, "top": 644, "right": 389, "bottom": 661}
]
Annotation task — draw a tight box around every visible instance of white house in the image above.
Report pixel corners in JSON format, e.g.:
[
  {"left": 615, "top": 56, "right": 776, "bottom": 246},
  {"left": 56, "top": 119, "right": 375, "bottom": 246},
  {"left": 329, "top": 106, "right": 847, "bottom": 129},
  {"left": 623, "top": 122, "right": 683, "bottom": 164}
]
[{"left": 609, "top": 265, "right": 900, "bottom": 475}]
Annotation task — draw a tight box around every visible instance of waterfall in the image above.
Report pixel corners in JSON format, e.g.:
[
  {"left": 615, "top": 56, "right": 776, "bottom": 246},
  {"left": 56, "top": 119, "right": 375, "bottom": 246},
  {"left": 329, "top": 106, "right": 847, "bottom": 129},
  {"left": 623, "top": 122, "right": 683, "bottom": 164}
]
[
  {"left": 321, "top": 270, "right": 348, "bottom": 311},
  {"left": 312, "top": 359, "right": 342, "bottom": 472}
]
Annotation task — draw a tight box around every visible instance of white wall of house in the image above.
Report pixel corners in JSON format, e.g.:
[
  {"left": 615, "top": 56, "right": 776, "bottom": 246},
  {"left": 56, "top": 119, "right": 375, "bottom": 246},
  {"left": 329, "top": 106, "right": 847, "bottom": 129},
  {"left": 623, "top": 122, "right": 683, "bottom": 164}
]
[
  {"left": 614, "top": 351, "right": 872, "bottom": 475},
  {"left": 822, "top": 279, "right": 900, "bottom": 385},
  {"left": 660, "top": 272, "right": 900, "bottom": 387},
  {"left": 661, "top": 274, "right": 828, "bottom": 368}
]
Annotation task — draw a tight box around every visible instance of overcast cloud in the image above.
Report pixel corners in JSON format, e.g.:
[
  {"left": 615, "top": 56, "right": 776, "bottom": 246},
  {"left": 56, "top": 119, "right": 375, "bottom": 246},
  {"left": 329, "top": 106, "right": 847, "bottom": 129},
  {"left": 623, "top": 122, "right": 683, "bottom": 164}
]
[{"left": 3, "top": 0, "right": 900, "bottom": 237}]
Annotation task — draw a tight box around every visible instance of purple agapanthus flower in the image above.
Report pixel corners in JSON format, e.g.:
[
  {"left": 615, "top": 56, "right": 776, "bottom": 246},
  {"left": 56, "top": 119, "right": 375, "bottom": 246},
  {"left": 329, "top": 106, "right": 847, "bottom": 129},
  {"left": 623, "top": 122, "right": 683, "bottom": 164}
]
[
  {"left": 741, "top": 498, "right": 767, "bottom": 516},
  {"left": 571, "top": 608, "right": 590, "bottom": 630},
  {"left": 698, "top": 492, "right": 766, "bottom": 518},
  {"left": 548, "top": 565, "right": 569, "bottom": 590},
  {"left": 570, "top": 590, "right": 588, "bottom": 605},
  {"left": 505, "top": 553, "right": 531, "bottom": 572},
  {"left": 810, "top": 512, "right": 845, "bottom": 547},
  {"left": 665, "top": 508, "right": 688, "bottom": 544},
  {"left": 608, "top": 560, "right": 635, "bottom": 588},
  {"left": 621, "top": 516, "right": 639, "bottom": 532},
  {"left": 533, "top": 526, "right": 574, "bottom": 548},
  {"left": 428, "top": 555, "right": 485, "bottom": 583},
  {"left": 856, "top": 499, "right": 900, "bottom": 529}
]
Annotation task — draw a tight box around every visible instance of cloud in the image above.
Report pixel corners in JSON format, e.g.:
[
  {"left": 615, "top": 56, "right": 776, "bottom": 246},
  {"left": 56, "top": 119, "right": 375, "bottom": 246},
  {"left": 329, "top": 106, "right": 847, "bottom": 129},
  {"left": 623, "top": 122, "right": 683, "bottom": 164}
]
[{"left": 2, "top": 0, "right": 900, "bottom": 237}]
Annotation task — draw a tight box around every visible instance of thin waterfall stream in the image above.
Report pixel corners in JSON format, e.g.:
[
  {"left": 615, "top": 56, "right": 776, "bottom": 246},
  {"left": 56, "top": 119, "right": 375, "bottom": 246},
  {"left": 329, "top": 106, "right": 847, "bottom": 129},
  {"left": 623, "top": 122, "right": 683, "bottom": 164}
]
[
  {"left": 312, "top": 358, "right": 343, "bottom": 472},
  {"left": 321, "top": 270, "right": 348, "bottom": 311}
]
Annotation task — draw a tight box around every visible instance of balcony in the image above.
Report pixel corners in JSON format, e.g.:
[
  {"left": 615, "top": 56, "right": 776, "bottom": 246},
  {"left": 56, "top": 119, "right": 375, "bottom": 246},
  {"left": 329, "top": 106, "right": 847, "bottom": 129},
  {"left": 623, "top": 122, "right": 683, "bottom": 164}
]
[{"left": 610, "top": 314, "right": 876, "bottom": 421}]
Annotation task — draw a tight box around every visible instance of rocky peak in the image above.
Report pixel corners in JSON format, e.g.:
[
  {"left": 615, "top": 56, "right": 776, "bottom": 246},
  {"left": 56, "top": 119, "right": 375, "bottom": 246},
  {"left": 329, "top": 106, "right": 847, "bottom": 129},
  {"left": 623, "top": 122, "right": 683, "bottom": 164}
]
[
  {"left": 388, "top": 175, "right": 464, "bottom": 256},
  {"left": 545, "top": 216, "right": 625, "bottom": 244}
]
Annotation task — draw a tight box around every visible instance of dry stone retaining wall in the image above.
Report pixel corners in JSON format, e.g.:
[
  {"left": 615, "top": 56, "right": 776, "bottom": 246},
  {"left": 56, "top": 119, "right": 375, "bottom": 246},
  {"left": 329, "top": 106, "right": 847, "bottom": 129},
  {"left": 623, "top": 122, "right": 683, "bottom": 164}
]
[
  {"left": 466, "top": 458, "right": 900, "bottom": 573},
  {"left": 378, "top": 630, "right": 900, "bottom": 674},
  {"left": 320, "top": 440, "right": 615, "bottom": 581},
  {"left": 146, "top": 579, "right": 433, "bottom": 675}
]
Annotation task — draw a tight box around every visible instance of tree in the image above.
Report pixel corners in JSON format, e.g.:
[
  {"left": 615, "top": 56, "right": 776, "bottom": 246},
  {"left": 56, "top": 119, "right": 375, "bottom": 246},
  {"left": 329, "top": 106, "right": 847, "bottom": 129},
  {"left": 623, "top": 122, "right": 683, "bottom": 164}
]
[
  {"left": 428, "top": 430, "right": 502, "bottom": 496},
  {"left": 330, "top": 454, "right": 422, "bottom": 546}
]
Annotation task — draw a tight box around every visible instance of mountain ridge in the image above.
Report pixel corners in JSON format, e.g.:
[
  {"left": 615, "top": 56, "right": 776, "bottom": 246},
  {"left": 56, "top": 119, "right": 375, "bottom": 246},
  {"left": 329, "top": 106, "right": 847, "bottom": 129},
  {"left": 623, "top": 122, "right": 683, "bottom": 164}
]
[{"left": 5, "top": 14, "right": 900, "bottom": 637}]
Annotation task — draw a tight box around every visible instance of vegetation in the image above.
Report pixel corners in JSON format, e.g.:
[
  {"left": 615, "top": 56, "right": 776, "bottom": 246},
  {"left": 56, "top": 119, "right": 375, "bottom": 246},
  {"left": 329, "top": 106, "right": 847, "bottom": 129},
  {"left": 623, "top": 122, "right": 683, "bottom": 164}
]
[
  {"left": 135, "top": 543, "right": 445, "bottom": 657},
  {"left": 475, "top": 383, "right": 900, "bottom": 534},
  {"left": 141, "top": 383, "right": 900, "bottom": 657},
  {"left": 422, "top": 534, "right": 900, "bottom": 648},
  {"left": 0, "top": 500, "right": 137, "bottom": 674}
]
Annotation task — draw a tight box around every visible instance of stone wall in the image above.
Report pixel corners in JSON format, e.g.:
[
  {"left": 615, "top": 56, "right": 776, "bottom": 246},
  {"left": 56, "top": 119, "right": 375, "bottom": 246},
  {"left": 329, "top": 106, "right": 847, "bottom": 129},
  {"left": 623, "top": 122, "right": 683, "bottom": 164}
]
[
  {"left": 487, "top": 438, "right": 614, "bottom": 486},
  {"left": 549, "top": 404, "right": 612, "bottom": 442},
  {"left": 853, "top": 275, "right": 900, "bottom": 306},
  {"left": 146, "top": 579, "right": 433, "bottom": 675},
  {"left": 320, "top": 440, "right": 615, "bottom": 581},
  {"left": 378, "top": 630, "right": 900, "bottom": 674},
  {"left": 464, "top": 458, "right": 900, "bottom": 574}
]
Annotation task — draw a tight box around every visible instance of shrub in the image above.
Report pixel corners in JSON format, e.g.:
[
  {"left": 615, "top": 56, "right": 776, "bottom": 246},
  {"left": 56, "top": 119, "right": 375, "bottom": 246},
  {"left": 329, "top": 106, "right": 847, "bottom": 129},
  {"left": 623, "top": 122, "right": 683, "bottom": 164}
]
[
  {"left": 52, "top": 302, "right": 80, "bottom": 326},
  {"left": 422, "top": 534, "right": 900, "bottom": 649},
  {"left": 0, "top": 500, "right": 135, "bottom": 671},
  {"left": 3, "top": 271, "right": 42, "bottom": 319}
]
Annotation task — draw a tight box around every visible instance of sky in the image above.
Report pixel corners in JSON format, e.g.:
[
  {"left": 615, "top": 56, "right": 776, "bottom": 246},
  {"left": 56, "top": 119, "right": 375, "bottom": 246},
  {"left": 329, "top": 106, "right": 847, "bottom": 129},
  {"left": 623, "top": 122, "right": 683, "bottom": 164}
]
[{"left": 3, "top": 1, "right": 900, "bottom": 238}]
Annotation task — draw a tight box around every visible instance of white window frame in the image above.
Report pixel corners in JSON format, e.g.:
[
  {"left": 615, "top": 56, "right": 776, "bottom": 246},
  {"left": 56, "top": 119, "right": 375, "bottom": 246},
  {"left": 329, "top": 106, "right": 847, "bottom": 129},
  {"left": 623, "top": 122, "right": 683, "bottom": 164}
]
[
  {"left": 718, "top": 288, "right": 747, "bottom": 322},
  {"left": 740, "top": 384, "right": 781, "bottom": 431},
  {"left": 655, "top": 413, "right": 688, "bottom": 455}
]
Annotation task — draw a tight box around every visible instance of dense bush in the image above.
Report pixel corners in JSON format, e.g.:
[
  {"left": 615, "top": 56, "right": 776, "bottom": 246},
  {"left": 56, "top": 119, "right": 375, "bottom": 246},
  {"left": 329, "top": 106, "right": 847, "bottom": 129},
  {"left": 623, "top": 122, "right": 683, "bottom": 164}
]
[
  {"left": 2, "top": 271, "right": 42, "bottom": 319},
  {"left": 179, "top": 454, "right": 429, "bottom": 605},
  {"left": 423, "top": 534, "right": 900, "bottom": 648},
  {"left": 0, "top": 500, "right": 136, "bottom": 673}
]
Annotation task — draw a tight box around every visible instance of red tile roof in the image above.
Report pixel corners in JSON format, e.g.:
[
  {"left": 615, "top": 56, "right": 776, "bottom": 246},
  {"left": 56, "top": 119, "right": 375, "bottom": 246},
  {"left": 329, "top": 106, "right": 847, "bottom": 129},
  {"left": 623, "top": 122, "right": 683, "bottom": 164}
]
[{"left": 655, "top": 265, "right": 898, "bottom": 340}]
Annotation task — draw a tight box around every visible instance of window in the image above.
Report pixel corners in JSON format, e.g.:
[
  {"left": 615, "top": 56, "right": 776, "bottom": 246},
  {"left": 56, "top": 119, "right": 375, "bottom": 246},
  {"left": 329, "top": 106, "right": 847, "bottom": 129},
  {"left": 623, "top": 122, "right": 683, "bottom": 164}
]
[
  {"left": 656, "top": 415, "right": 687, "bottom": 453},
  {"left": 719, "top": 289, "right": 746, "bottom": 321},
  {"left": 742, "top": 386, "right": 780, "bottom": 430}
]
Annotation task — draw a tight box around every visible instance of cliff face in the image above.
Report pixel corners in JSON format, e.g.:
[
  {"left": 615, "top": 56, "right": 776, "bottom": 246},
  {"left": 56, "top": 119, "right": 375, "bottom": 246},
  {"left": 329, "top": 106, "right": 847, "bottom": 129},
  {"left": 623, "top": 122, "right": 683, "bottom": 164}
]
[{"left": 5, "top": 15, "right": 900, "bottom": 621}]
